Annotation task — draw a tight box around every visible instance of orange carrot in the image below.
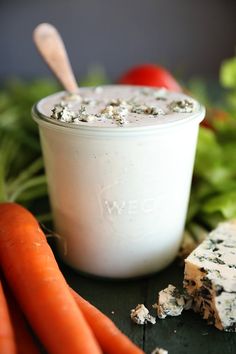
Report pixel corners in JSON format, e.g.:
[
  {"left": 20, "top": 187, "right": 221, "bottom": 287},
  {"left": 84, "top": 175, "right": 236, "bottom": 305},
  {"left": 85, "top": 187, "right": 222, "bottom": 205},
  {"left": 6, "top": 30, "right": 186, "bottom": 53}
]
[
  {"left": 0, "top": 203, "right": 102, "bottom": 354},
  {"left": 0, "top": 279, "right": 17, "bottom": 354},
  {"left": 70, "top": 288, "right": 144, "bottom": 354},
  {"left": 3, "top": 280, "right": 41, "bottom": 354}
]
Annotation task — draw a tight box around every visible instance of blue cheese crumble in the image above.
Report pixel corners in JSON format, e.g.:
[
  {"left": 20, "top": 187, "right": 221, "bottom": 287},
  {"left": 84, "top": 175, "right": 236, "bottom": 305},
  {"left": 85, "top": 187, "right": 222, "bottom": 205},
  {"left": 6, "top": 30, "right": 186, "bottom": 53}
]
[
  {"left": 151, "top": 347, "right": 168, "bottom": 354},
  {"left": 48, "top": 86, "right": 199, "bottom": 127},
  {"left": 153, "top": 284, "right": 187, "bottom": 319},
  {"left": 168, "top": 98, "right": 195, "bottom": 113},
  {"left": 130, "top": 304, "right": 156, "bottom": 325}
]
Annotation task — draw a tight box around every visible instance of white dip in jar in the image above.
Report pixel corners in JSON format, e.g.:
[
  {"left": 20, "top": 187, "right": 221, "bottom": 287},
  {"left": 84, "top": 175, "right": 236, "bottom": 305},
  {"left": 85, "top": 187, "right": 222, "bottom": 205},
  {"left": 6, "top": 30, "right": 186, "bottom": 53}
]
[{"left": 32, "top": 85, "right": 205, "bottom": 278}]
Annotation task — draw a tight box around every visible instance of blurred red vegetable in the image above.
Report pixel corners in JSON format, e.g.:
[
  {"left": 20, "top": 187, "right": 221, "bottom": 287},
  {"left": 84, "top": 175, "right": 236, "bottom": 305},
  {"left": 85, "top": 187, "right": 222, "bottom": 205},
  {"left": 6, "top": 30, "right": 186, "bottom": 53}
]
[
  {"left": 118, "top": 64, "right": 182, "bottom": 92},
  {"left": 202, "top": 108, "right": 230, "bottom": 130}
]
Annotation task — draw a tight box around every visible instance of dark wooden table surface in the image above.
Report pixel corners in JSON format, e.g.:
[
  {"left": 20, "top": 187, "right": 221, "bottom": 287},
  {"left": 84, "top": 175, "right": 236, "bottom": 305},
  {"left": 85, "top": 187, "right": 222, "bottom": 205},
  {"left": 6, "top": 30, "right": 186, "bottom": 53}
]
[{"left": 59, "top": 258, "right": 236, "bottom": 354}]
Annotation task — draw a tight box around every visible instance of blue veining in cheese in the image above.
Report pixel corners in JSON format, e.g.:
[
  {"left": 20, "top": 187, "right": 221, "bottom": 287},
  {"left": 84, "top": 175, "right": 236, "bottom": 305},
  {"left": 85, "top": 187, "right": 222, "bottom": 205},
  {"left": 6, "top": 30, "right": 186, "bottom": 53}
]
[{"left": 184, "top": 220, "right": 236, "bottom": 331}]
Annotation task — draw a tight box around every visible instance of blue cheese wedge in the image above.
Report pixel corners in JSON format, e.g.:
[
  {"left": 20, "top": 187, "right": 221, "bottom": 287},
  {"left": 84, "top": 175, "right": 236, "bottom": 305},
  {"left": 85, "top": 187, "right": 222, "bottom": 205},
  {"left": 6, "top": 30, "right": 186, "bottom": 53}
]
[{"left": 184, "top": 220, "right": 236, "bottom": 332}]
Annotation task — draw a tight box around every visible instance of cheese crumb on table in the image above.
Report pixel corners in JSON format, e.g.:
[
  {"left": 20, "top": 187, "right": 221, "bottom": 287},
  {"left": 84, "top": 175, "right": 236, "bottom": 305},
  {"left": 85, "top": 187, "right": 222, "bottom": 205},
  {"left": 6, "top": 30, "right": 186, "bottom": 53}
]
[
  {"left": 153, "top": 284, "right": 186, "bottom": 319},
  {"left": 184, "top": 220, "right": 236, "bottom": 332},
  {"left": 130, "top": 304, "right": 156, "bottom": 325},
  {"left": 151, "top": 347, "right": 168, "bottom": 354}
]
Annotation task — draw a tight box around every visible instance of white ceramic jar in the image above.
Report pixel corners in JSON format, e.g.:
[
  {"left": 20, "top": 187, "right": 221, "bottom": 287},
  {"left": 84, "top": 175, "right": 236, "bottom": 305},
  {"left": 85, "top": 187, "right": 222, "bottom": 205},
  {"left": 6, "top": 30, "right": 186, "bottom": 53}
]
[{"left": 32, "top": 85, "right": 205, "bottom": 278}]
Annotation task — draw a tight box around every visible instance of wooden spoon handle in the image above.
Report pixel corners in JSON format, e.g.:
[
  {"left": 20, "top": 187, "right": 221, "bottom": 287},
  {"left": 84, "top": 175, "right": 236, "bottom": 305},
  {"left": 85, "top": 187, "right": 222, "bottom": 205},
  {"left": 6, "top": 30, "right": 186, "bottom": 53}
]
[{"left": 33, "top": 23, "right": 78, "bottom": 93}]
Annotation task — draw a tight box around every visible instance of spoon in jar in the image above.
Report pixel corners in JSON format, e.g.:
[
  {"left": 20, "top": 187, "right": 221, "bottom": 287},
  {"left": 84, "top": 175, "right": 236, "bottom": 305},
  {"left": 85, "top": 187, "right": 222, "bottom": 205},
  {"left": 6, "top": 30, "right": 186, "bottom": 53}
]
[{"left": 33, "top": 23, "right": 79, "bottom": 94}]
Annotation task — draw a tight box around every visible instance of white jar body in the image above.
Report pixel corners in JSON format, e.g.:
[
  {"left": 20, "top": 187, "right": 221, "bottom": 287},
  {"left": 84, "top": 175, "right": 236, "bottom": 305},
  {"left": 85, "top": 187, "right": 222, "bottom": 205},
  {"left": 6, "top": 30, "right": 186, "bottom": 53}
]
[{"left": 38, "top": 122, "right": 199, "bottom": 278}]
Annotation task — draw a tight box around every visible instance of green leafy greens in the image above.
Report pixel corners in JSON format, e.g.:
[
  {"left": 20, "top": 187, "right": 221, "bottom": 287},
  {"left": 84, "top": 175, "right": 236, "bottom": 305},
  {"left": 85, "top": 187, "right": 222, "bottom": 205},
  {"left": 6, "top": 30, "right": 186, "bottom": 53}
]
[
  {"left": 0, "top": 79, "right": 60, "bottom": 220},
  {"left": 187, "top": 54, "right": 236, "bottom": 232}
]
